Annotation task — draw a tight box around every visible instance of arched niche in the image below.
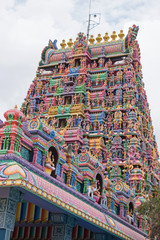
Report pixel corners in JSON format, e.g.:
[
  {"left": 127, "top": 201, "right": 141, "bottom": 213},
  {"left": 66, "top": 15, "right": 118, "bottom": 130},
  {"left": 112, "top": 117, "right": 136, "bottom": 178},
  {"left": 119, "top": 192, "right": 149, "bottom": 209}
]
[
  {"left": 95, "top": 173, "right": 103, "bottom": 204},
  {"left": 128, "top": 201, "right": 134, "bottom": 216},
  {"left": 45, "top": 143, "right": 59, "bottom": 178}
]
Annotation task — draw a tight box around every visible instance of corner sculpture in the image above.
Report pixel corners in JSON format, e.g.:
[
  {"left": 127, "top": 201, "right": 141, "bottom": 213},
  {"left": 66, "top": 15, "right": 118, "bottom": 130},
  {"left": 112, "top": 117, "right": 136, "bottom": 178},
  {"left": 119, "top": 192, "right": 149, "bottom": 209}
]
[{"left": 0, "top": 25, "right": 159, "bottom": 240}]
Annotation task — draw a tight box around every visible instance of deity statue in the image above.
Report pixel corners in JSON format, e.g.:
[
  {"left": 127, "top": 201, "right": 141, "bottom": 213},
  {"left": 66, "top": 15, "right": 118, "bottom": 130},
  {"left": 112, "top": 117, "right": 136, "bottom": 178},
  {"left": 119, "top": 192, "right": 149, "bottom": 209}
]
[
  {"left": 52, "top": 96, "right": 56, "bottom": 106},
  {"left": 77, "top": 75, "right": 82, "bottom": 84},
  {"left": 107, "top": 58, "right": 112, "bottom": 67},
  {"left": 45, "top": 151, "right": 55, "bottom": 170},
  {"left": 68, "top": 115, "right": 73, "bottom": 128},
  {"left": 104, "top": 62, "right": 108, "bottom": 69},
  {"left": 48, "top": 105, "right": 55, "bottom": 115},
  {"left": 69, "top": 58, "right": 75, "bottom": 67},
  {"left": 73, "top": 94, "right": 77, "bottom": 104},
  {"left": 98, "top": 58, "right": 104, "bottom": 67},
  {"left": 128, "top": 119, "right": 133, "bottom": 129},
  {"left": 58, "top": 63, "right": 64, "bottom": 73},
  {"left": 117, "top": 69, "right": 123, "bottom": 82},
  {"left": 80, "top": 57, "right": 86, "bottom": 68},
  {"left": 58, "top": 95, "right": 62, "bottom": 105},
  {"left": 108, "top": 91, "right": 114, "bottom": 107},
  {"left": 92, "top": 60, "right": 97, "bottom": 68},
  {"left": 37, "top": 80, "right": 42, "bottom": 90},
  {"left": 52, "top": 117, "right": 57, "bottom": 127},
  {"left": 39, "top": 101, "right": 44, "bottom": 113}
]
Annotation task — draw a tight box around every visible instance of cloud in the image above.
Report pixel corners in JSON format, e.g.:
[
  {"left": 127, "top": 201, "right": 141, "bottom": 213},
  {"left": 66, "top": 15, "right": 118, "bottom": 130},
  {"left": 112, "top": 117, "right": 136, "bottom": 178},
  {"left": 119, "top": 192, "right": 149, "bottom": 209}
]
[{"left": 0, "top": 0, "right": 160, "bottom": 154}]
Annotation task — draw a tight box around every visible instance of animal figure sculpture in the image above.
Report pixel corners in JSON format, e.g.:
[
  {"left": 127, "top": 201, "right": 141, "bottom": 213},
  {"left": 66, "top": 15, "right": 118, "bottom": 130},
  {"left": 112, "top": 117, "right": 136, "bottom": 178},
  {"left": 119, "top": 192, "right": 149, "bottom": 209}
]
[
  {"left": 113, "top": 56, "right": 132, "bottom": 66},
  {"left": 113, "top": 57, "right": 126, "bottom": 66},
  {"left": 127, "top": 214, "right": 133, "bottom": 224},
  {"left": 123, "top": 24, "right": 139, "bottom": 53},
  {"left": 49, "top": 39, "right": 58, "bottom": 50},
  {"left": 87, "top": 185, "right": 97, "bottom": 198},
  {"left": 63, "top": 143, "right": 72, "bottom": 156},
  {"left": 128, "top": 25, "right": 139, "bottom": 42},
  {"left": 40, "top": 69, "right": 53, "bottom": 75},
  {"left": 101, "top": 194, "right": 107, "bottom": 206}
]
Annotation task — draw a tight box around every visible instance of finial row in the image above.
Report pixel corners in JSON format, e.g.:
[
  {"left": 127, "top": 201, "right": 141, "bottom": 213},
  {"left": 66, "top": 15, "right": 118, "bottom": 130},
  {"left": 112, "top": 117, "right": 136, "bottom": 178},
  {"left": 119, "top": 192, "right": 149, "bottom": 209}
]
[
  {"left": 89, "top": 30, "right": 124, "bottom": 44},
  {"left": 60, "top": 39, "right": 74, "bottom": 49},
  {"left": 60, "top": 30, "right": 125, "bottom": 49}
]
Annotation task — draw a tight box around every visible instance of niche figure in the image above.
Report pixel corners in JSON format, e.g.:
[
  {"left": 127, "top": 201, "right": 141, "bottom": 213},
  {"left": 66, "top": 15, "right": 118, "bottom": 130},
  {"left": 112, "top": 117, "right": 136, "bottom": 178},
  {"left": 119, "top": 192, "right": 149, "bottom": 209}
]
[{"left": 45, "top": 151, "right": 55, "bottom": 170}]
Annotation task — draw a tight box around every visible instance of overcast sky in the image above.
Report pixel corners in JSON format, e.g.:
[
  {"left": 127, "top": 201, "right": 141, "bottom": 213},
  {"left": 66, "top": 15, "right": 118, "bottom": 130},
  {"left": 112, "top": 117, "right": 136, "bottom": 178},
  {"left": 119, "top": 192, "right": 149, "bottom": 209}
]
[{"left": 0, "top": 0, "right": 160, "bottom": 154}]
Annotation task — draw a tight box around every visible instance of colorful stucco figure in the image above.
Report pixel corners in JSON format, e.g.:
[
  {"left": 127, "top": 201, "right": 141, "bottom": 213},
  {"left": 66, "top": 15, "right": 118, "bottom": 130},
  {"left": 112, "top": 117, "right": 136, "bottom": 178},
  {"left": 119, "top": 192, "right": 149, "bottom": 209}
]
[{"left": 0, "top": 26, "right": 159, "bottom": 240}]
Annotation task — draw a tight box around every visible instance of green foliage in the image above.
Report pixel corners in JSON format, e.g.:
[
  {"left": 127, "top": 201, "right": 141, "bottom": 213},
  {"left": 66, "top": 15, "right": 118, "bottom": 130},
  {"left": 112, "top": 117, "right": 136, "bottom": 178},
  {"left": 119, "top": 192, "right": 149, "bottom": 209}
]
[{"left": 137, "top": 190, "right": 160, "bottom": 239}]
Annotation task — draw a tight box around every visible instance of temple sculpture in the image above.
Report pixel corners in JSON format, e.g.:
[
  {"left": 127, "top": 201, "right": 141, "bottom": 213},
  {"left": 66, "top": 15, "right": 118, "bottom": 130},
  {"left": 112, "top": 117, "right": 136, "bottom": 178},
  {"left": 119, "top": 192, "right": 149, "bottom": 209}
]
[{"left": 0, "top": 25, "right": 159, "bottom": 240}]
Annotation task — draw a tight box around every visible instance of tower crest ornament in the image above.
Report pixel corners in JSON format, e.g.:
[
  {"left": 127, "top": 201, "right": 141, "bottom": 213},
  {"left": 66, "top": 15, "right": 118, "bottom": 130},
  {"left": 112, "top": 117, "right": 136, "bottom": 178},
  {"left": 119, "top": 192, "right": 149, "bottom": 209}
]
[{"left": 73, "top": 32, "right": 88, "bottom": 52}]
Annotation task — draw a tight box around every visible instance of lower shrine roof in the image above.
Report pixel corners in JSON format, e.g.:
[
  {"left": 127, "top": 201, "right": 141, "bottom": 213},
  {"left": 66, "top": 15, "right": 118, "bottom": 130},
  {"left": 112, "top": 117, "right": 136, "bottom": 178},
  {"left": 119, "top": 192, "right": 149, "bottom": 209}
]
[{"left": 0, "top": 154, "right": 148, "bottom": 240}]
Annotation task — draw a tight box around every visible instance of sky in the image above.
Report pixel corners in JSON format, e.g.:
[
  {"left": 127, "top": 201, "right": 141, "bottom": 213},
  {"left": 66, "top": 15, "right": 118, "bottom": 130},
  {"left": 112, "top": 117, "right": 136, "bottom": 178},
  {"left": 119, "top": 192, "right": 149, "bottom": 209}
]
[{"left": 0, "top": 0, "right": 160, "bottom": 153}]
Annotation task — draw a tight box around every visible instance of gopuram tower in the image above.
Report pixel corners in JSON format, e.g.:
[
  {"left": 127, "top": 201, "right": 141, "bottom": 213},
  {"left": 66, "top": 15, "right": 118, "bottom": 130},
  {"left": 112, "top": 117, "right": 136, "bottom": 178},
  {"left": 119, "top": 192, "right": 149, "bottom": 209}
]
[
  {"left": 22, "top": 25, "right": 159, "bottom": 198},
  {"left": 0, "top": 25, "right": 159, "bottom": 240}
]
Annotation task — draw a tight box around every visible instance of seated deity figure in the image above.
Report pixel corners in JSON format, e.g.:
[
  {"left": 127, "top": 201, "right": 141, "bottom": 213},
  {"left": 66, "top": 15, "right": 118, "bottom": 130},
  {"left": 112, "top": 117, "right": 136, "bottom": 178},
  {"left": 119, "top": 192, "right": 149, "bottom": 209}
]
[
  {"left": 45, "top": 150, "right": 55, "bottom": 170},
  {"left": 94, "top": 182, "right": 101, "bottom": 197}
]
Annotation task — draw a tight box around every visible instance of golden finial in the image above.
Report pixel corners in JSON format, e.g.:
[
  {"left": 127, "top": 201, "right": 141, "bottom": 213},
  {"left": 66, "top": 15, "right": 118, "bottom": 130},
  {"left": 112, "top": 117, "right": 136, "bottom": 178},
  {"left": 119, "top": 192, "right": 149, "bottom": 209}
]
[
  {"left": 67, "top": 38, "right": 73, "bottom": 48},
  {"left": 118, "top": 30, "right": 125, "bottom": 40},
  {"left": 103, "top": 32, "right": 110, "bottom": 42},
  {"left": 96, "top": 34, "right": 102, "bottom": 44},
  {"left": 14, "top": 105, "right": 18, "bottom": 109},
  {"left": 111, "top": 31, "right": 117, "bottom": 41},
  {"left": 60, "top": 39, "right": 66, "bottom": 49},
  {"left": 88, "top": 35, "right": 95, "bottom": 45}
]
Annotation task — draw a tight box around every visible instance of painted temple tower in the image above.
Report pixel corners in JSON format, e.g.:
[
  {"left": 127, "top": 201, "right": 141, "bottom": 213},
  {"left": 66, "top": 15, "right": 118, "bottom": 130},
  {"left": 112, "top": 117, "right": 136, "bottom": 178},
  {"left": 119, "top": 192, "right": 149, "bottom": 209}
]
[{"left": 0, "top": 25, "right": 159, "bottom": 240}]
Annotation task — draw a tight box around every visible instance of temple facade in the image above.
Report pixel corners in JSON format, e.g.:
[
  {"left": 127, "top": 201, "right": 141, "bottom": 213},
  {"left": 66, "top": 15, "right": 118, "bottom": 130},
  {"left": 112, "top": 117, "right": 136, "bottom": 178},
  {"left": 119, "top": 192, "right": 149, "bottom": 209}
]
[{"left": 0, "top": 25, "right": 159, "bottom": 240}]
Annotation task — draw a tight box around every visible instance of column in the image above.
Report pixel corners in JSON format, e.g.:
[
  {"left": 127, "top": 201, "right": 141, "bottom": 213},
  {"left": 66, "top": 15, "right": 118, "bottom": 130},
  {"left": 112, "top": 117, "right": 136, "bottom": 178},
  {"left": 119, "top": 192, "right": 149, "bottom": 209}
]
[
  {"left": 0, "top": 187, "right": 22, "bottom": 240},
  {"left": 66, "top": 170, "right": 72, "bottom": 187},
  {"left": 120, "top": 204, "right": 123, "bottom": 217},
  {"left": 33, "top": 147, "right": 39, "bottom": 163},
  {"left": 42, "top": 153, "right": 46, "bottom": 167},
  {"left": 10, "top": 136, "right": 16, "bottom": 151},
  {"left": 60, "top": 165, "right": 65, "bottom": 182},
  {"left": 74, "top": 175, "right": 77, "bottom": 189},
  {"left": 0, "top": 137, "right": 3, "bottom": 150},
  {"left": 83, "top": 178, "right": 89, "bottom": 194},
  {"left": 133, "top": 213, "right": 137, "bottom": 227},
  {"left": 139, "top": 216, "right": 142, "bottom": 230},
  {"left": 52, "top": 213, "right": 76, "bottom": 240},
  {"left": 94, "top": 233, "right": 109, "bottom": 240}
]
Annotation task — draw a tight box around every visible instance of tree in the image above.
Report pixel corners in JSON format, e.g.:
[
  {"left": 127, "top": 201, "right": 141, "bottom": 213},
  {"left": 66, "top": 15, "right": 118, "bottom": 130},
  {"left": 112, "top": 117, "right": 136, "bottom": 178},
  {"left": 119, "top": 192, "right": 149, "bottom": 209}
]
[{"left": 137, "top": 189, "right": 160, "bottom": 239}]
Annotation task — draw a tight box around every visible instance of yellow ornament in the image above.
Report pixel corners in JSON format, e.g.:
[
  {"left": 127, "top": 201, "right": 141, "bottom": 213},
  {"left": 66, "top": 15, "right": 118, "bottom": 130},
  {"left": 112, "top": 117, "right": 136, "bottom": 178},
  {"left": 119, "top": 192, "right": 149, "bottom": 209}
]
[
  {"left": 89, "top": 35, "right": 95, "bottom": 45},
  {"left": 103, "top": 32, "right": 110, "bottom": 42},
  {"left": 118, "top": 30, "right": 125, "bottom": 40},
  {"left": 60, "top": 39, "right": 66, "bottom": 49},
  {"left": 67, "top": 38, "right": 73, "bottom": 48},
  {"left": 111, "top": 31, "right": 117, "bottom": 41},
  {"left": 96, "top": 34, "right": 102, "bottom": 44}
]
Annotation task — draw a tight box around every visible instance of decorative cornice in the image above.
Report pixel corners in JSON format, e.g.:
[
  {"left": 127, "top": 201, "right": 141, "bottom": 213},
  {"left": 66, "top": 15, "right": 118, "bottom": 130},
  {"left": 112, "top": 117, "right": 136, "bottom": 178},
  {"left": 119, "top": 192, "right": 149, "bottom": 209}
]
[{"left": 0, "top": 153, "right": 147, "bottom": 238}]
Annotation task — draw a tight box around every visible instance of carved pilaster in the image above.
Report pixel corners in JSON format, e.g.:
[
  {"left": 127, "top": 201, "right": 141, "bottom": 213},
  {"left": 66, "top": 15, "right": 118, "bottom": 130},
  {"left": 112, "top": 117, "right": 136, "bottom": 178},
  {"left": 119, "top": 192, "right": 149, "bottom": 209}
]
[
  {"left": 52, "top": 213, "right": 76, "bottom": 240},
  {"left": 139, "top": 216, "right": 143, "bottom": 230},
  {"left": 74, "top": 175, "right": 77, "bottom": 188},
  {"left": 33, "top": 147, "right": 39, "bottom": 163},
  {"left": 107, "top": 197, "right": 111, "bottom": 211},
  {"left": 66, "top": 155, "right": 72, "bottom": 165},
  {"left": 66, "top": 171, "right": 72, "bottom": 187},
  {"left": 9, "top": 136, "right": 16, "bottom": 151},
  {"left": 120, "top": 204, "right": 123, "bottom": 217},
  {"left": 95, "top": 233, "right": 108, "bottom": 240},
  {"left": 83, "top": 178, "right": 89, "bottom": 194},
  {"left": 0, "top": 188, "right": 22, "bottom": 240}
]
